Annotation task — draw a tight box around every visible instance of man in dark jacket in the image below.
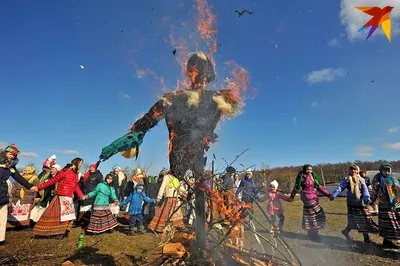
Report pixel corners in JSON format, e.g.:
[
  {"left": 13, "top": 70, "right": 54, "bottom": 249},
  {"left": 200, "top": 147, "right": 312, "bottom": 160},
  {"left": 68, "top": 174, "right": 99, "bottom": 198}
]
[
  {"left": 220, "top": 166, "right": 235, "bottom": 214},
  {"left": 0, "top": 144, "right": 33, "bottom": 245},
  {"left": 79, "top": 164, "right": 104, "bottom": 225},
  {"left": 236, "top": 169, "right": 258, "bottom": 221}
]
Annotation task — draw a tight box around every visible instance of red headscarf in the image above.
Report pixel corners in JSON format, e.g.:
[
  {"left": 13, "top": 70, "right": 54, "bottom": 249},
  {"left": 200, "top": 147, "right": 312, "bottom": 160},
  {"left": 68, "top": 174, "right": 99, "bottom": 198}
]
[{"left": 83, "top": 164, "right": 97, "bottom": 181}]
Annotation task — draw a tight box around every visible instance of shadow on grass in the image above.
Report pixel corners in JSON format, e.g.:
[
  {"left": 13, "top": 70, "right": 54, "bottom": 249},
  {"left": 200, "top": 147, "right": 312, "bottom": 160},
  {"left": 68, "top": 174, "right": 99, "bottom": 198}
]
[
  {"left": 284, "top": 232, "right": 400, "bottom": 260},
  {"left": 66, "top": 246, "right": 117, "bottom": 266}
]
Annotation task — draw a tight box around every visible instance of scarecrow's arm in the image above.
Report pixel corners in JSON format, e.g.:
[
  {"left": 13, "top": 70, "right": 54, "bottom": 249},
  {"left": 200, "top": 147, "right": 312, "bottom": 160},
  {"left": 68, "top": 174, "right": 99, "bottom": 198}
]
[{"left": 130, "top": 99, "right": 166, "bottom": 132}]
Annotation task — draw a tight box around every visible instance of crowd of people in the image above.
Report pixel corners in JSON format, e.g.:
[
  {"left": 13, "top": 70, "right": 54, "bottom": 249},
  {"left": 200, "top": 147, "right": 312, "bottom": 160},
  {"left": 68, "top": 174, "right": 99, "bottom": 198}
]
[{"left": 0, "top": 143, "right": 399, "bottom": 252}]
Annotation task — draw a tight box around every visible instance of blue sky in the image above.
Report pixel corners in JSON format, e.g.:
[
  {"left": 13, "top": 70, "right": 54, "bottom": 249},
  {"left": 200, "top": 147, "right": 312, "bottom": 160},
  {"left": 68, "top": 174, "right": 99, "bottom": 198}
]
[{"left": 1, "top": 0, "right": 400, "bottom": 175}]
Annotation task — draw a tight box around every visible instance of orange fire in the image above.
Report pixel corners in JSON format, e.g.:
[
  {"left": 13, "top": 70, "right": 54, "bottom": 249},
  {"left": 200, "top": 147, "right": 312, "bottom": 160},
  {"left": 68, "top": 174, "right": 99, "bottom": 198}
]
[
  {"left": 167, "top": 122, "right": 176, "bottom": 157},
  {"left": 224, "top": 61, "right": 249, "bottom": 104},
  {"left": 195, "top": 0, "right": 218, "bottom": 58}
]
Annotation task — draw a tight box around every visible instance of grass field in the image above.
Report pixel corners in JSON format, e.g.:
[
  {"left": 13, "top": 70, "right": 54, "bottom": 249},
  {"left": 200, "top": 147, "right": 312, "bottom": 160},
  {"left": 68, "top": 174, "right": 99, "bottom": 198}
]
[{"left": 0, "top": 197, "right": 399, "bottom": 266}]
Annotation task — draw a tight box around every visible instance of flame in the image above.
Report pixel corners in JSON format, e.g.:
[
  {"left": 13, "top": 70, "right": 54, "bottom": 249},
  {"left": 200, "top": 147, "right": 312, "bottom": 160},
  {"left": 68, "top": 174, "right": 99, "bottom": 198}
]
[
  {"left": 224, "top": 61, "right": 249, "bottom": 104},
  {"left": 167, "top": 122, "right": 176, "bottom": 157},
  {"left": 203, "top": 136, "right": 209, "bottom": 147},
  {"left": 152, "top": 107, "right": 163, "bottom": 119},
  {"left": 195, "top": 0, "right": 218, "bottom": 57},
  {"left": 135, "top": 67, "right": 169, "bottom": 93}
]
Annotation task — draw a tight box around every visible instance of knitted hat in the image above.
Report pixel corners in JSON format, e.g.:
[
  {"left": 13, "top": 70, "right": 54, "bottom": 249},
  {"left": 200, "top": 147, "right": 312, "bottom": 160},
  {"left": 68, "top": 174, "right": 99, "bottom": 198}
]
[
  {"left": 135, "top": 183, "right": 144, "bottom": 190},
  {"left": 113, "top": 165, "right": 121, "bottom": 170},
  {"left": 270, "top": 180, "right": 279, "bottom": 189},
  {"left": 49, "top": 154, "right": 57, "bottom": 160}
]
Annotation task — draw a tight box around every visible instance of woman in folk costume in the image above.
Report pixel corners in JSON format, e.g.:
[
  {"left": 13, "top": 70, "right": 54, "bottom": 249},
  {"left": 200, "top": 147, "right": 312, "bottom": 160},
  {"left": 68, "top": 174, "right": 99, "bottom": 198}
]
[
  {"left": 110, "top": 165, "right": 127, "bottom": 202},
  {"left": 258, "top": 180, "right": 291, "bottom": 235},
  {"left": 370, "top": 163, "right": 400, "bottom": 248},
  {"left": 0, "top": 144, "right": 33, "bottom": 245},
  {"left": 42, "top": 155, "right": 57, "bottom": 172},
  {"left": 79, "top": 164, "right": 104, "bottom": 225},
  {"left": 149, "top": 171, "right": 186, "bottom": 233},
  {"left": 331, "top": 164, "right": 378, "bottom": 245},
  {"left": 124, "top": 168, "right": 144, "bottom": 199},
  {"left": 289, "top": 164, "right": 333, "bottom": 242},
  {"left": 31, "top": 158, "right": 86, "bottom": 237},
  {"left": 7, "top": 165, "right": 40, "bottom": 228},
  {"left": 30, "top": 164, "right": 61, "bottom": 223},
  {"left": 85, "top": 174, "right": 119, "bottom": 234}
]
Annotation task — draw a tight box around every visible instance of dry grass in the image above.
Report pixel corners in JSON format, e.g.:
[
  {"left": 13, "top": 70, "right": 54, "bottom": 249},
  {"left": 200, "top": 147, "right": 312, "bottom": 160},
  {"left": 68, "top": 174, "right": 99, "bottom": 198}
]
[{"left": 0, "top": 198, "right": 399, "bottom": 265}]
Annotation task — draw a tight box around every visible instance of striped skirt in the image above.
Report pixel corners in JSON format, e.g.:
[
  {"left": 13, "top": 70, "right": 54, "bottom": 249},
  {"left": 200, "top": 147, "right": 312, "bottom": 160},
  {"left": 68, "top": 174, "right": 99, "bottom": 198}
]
[
  {"left": 347, "top": 201, "right": 378, "bottom": 233},
  {"left": 33, "top": 196, "right": 73, "bottom": 236},
  {"left": 302, "top": 202, "right": 326, "bottom": 231},
  {"left": 149, "top": 197, "right": 184, "bottom": 233},
  {"left": 378, "top": 202, "right": 400, "bottom": 240},
  {"left": 87, "top": 205, "right": 118, "bottom": 233}
]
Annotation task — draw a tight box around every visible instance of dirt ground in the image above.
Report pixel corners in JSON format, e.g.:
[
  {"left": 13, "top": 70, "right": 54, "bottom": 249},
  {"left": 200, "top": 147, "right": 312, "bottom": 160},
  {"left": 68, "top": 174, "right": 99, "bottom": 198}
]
[{"left": 0, "top": 197, "right": 399, "bottom": 266}]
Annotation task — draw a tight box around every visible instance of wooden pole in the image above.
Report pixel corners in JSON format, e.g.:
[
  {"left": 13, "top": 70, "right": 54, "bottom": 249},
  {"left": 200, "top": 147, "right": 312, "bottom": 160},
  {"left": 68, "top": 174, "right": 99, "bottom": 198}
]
[{"left": 320, "top": 167, "right": 326, "bottom": 187}]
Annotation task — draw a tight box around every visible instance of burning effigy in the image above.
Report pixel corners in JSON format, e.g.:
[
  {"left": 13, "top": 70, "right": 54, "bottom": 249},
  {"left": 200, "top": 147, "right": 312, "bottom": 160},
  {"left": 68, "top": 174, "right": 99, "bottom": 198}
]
[{"left": 96, "top": 0, "right": 301, "bottom": 265}]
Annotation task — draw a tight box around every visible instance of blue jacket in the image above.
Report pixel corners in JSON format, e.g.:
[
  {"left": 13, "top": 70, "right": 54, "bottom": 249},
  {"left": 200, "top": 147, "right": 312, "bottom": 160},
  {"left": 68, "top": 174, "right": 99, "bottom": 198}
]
[
  {"left": 236, "top": 177, "right": 258, "bottom": 203},
  {"left": 120, "top": 184, "right": 155, "bottom": 215},
  {"left": 332, "top": 176, "right": 370, "bottom": 204}
]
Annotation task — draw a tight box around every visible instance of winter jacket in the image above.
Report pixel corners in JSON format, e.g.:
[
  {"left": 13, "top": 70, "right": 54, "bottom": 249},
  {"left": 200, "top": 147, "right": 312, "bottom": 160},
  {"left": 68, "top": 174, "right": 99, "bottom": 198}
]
[
  {"left": 37, "top": 168, "right": 84, "bottom": 199},
  {"left": 39, "top": 173, "right": 56, "bottom": 207},
  {"left": 220, "top": 173, "right": 234, "bottom": 190},
  {"left": 120, "top": 184, "right": 155, "bottom": 215},
  {"left": 236, "top": 177, "right": 258, "bottom": 203},
  {"left": 11, "top": 176, "right": 39, "bottom": 204},
  {"left": 0, "top": 166, "right": 33, "bottom": 205},
  {"left": 157, "top": 174, "right": 186, "bottom": 199},
  {"left": 87, "top": 182, "right": 117, "bottom": 206},
  {"left": 332, "top": 176, "right": 370, "bottom": 204},
  {"left": 81, "top": 170, "right": 103, "bottom": 206},
  {"left": 144, "top": 178, "right": 161, "bottom": 199},
  {"left": 259, "top": 190, "right": 290, "bottom": 216},
  {"left": 110, "top": 171, "right": 127, "bottom": 200}
]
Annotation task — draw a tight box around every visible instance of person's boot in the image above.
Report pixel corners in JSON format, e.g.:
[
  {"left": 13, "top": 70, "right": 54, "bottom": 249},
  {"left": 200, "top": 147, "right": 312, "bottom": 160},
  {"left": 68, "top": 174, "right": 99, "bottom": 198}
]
[
  {"left": 341, "top": 228, "right": 354, "bottom": 246},
  {"left": 138, "top": 225, "right": 146, "bottom": 234},
  {"left": 363, "top": 234, "right": 373, "bottom": 244},
  {"left": 127, "top": 227, "right": 136, "bottom": 236},
  {"left": 308, "top": 230, "right": 321, "bottom": 242},
  {"left": 382, "top": 238, "right": 399, "bottom": 249}
]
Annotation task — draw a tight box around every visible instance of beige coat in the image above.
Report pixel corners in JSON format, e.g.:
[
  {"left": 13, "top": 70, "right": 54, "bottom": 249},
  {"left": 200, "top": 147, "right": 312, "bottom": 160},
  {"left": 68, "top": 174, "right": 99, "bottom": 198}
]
[{"left": 157, "top": 174, "right": 186, "bottom": 199}]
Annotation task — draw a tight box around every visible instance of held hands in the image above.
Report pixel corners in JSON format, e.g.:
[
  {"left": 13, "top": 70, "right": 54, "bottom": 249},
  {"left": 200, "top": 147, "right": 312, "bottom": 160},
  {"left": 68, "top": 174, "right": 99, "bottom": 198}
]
[
  {"left": 328, "top": 195, "right": 334, "bottom": 201},
  {"left": 123, "top": 197, "right": 127, "bottom": 200},
  {"left": 30, "top": 186, "right": 39, "bottom": 192},
  {"left": 34, "top": 198, "right": 40, "bottom": 204},
  {"left": 288, "top": 197, "right": 294, "bottom": 202},
  {"left": 80, "top": 195, "right": 87, "bottom": 200}
]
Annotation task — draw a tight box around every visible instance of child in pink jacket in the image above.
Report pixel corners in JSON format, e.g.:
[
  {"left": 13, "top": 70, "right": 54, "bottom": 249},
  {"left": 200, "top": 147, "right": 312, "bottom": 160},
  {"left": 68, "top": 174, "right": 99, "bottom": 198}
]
[{"left": 259, "top": 180, "right": 291, "bottom": 235}]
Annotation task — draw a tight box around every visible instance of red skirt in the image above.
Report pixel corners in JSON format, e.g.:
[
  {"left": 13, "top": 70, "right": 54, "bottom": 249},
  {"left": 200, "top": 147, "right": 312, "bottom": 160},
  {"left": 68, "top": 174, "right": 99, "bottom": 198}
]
[
  {"left": 87, "top": 206, "right": 118, "bottom": 233},
  {"left": 33, "top": 196, "right": 73, "bottom": 236},
  {"left": 149, "top": 198, "right": 184, "bottom": 233}
]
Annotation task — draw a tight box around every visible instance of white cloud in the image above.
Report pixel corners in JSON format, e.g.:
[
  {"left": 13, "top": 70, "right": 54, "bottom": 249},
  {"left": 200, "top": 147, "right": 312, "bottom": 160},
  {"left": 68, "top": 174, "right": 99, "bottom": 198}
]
[
  {"left": 50, "top": 149, "right": 79, "bottom": 155},
  {"left": 311, "top": 102, "right": 320, "bottom": 108},
  {"left": 354, "top": 146, "right": 374, "bottom": 157},
  {"left": 328, "top": 38, "right": 340, "bottom": 47},
  {"left": 339, "top": 0, "right": 400, "bottom": 41},
  {"left": 122, "top": 93, "right": 131, "bottom": 99},
  {"left": 386, "top": 142, "right": 400, "bottom": 149},
  {"left": 304, "top": 68, "right": 345, "bottom": 84},
  {"left": 388, "top": 126, "right": 399, "bottom": 133},
  {"left": 20, "top": 152, "right": 38, "bottom": 158}
]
